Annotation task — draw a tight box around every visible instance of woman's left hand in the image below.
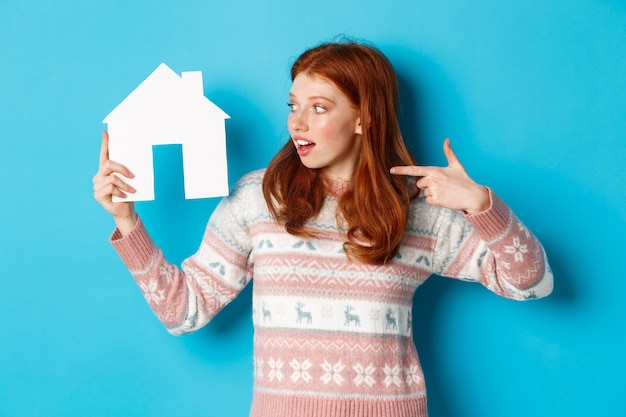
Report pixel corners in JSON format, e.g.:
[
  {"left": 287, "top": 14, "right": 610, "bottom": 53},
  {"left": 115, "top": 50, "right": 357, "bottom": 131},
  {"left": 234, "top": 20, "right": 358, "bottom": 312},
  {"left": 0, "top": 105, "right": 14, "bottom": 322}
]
[{"left": 390, "top": 138, "right": 490, "bottom": 215}]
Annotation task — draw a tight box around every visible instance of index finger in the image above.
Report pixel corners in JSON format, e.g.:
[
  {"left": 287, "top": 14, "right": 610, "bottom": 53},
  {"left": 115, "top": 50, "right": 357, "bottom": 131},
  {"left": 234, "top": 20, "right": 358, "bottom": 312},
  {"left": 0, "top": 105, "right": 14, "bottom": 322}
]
[
  {"left": 390, "top": 165, "right": 429, "bottom": 177},
  {"left": 99, "top": 131, "right": 109, "bottom": 167}
]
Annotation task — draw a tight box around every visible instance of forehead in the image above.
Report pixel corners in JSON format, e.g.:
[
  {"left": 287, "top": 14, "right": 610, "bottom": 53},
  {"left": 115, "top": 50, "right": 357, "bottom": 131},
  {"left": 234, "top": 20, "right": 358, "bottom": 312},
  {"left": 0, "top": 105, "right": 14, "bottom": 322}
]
[{"left": 290, "top": 73, "right": 345, "bottom": 101}]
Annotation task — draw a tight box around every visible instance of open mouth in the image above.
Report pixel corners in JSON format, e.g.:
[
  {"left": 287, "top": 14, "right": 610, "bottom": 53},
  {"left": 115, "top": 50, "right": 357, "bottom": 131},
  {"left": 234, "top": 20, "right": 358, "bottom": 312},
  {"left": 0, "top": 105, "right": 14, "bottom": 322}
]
[
  {"left": 294, "top": 138, "right": 315, "bottom": 155},
  {"left": 296, "top": 139, "right": 314, "bottom": 149}
]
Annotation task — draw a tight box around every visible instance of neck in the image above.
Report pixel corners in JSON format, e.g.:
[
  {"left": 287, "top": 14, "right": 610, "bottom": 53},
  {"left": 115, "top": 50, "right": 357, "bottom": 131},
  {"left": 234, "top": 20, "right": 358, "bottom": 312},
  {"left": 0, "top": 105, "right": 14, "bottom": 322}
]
[{"left": 322, "top": 176, "right": 352, "bottom": 196}]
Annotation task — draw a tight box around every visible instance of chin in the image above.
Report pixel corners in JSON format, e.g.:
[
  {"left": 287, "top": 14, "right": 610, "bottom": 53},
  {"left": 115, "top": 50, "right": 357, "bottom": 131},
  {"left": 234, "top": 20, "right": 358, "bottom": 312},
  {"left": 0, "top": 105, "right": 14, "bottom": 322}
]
[{"left": 298, "top": 159, "right": 321, "bottom": 170}]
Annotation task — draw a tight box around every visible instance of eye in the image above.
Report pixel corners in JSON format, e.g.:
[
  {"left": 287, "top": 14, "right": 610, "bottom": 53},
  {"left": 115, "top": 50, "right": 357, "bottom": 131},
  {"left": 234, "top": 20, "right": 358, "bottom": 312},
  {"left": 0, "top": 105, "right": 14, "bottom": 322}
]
[
  {"left": 313, "top": 105, "right": 326, "bottom": 114},
  {"left": 287, "top": 102, "right": 298, "bottom": 112}
]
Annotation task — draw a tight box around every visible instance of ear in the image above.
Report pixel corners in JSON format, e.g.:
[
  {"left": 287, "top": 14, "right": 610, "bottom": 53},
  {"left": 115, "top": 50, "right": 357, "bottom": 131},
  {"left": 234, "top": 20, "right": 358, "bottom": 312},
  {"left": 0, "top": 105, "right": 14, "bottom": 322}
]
[{"left": 354, "top": 115, "right": 363, "bottom": 135}]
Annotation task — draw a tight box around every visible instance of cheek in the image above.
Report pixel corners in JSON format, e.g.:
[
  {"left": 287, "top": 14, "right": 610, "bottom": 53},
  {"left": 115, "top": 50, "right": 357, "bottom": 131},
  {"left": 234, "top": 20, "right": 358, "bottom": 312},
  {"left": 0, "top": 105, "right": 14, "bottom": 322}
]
[
  {"left": 317, "top": 117, "right": 352, "bottom": 137},
  {"left": 317, "top": 122, "right": 335, "bottom": 137}
]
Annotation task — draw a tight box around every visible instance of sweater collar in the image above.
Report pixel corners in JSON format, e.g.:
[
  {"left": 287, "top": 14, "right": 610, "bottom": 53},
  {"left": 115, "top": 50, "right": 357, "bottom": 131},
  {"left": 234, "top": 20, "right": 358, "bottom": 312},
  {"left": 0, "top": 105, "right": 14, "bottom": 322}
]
[{"left": 322, "top": 177, "right": 352, "bottom": 196}]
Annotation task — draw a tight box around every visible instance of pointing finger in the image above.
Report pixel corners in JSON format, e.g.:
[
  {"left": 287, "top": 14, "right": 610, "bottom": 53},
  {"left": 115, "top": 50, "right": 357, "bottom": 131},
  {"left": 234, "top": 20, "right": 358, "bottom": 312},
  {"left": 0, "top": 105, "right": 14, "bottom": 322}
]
[{"left": 390, "top": 165, "right": 430, "bottom": 177}]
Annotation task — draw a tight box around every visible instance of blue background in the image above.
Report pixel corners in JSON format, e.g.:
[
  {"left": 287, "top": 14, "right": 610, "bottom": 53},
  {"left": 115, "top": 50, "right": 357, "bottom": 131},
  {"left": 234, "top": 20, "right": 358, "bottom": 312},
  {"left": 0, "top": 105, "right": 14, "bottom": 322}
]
[{"left": 1, "top": 1, "right": 624, "bottom": 416}]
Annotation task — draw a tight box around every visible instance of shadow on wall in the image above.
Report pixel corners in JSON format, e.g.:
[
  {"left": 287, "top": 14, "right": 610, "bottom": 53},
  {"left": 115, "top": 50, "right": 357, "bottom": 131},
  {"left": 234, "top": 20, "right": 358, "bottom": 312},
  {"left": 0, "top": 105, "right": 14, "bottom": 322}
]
[
  {"left": 393, "top": 45, "right": 578, "bottom": 417},
  {"left": 393, "top": 46, "right": 461, "bottom": 417},
  {"left": 411, "top": 276, "right": 456, "bottom": 417},
  {"left": 390, "top": 43, "right": 471, "bottom": 166}
]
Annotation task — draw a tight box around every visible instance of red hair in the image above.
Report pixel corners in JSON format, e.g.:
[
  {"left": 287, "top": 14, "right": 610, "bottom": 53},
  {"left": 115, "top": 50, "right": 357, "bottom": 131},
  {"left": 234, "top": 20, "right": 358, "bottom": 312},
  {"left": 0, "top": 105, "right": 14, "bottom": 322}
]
[{"left": 262, "top": 40, "right": 417, "bottom": 264}]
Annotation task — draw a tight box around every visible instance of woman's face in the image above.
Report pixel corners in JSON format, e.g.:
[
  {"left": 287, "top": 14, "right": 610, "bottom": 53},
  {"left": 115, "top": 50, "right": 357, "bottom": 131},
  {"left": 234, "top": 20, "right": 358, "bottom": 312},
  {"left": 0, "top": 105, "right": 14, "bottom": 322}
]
[{"left": 288, "top": 72, "right": 362, "bottom": 182}]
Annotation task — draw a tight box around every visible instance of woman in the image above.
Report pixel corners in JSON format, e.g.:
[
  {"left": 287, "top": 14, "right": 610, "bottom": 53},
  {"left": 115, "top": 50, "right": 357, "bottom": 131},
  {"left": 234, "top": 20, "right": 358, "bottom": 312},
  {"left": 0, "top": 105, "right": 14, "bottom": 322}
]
[{"left": 94, "top": 40, "right": 553, "bottom": 417}]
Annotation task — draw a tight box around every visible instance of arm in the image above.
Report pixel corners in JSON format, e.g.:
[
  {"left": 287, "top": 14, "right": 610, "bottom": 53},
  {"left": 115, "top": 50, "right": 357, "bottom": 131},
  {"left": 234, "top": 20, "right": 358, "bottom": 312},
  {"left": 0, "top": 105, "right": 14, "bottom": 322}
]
[
  {"left": 93, "top": 131, "right": 254, "bottom": 334},
  {"left": 432, "top": 190, "right": 552, "bottom": 300},
  {"left": 110, "top": 195, "right": 254, "bottom": 334},
  {"left": 392, "top": 138, "right": 553, "bottom": 299}
]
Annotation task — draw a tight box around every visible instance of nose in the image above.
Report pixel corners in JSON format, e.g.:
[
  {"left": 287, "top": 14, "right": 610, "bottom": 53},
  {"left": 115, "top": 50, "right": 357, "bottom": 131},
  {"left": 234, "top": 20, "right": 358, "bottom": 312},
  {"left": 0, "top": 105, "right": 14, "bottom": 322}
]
[{"left": 289, "top": 108, "right": 307, "bottom": 132}]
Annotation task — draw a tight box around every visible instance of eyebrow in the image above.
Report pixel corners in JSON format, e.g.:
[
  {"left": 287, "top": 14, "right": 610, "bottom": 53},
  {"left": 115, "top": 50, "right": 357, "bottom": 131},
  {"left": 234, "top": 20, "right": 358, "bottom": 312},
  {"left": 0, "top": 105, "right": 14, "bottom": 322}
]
[{"left": 289, "top": 93, "right": 337, "bottom": 104}]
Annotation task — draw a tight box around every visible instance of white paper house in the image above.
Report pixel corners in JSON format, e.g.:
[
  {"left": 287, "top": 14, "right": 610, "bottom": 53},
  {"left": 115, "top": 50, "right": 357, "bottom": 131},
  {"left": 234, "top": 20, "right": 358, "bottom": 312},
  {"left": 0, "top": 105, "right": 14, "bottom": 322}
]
[{"left": 103, "top": 63, "right": 230, "bottom": 202}]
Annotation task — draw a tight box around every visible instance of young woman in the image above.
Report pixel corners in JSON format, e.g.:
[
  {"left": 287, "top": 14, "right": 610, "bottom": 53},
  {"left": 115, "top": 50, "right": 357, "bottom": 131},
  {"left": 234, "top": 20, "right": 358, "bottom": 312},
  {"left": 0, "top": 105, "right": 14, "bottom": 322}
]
[{"left": 93, "top": 40, "right": 553, "bottom": 417}]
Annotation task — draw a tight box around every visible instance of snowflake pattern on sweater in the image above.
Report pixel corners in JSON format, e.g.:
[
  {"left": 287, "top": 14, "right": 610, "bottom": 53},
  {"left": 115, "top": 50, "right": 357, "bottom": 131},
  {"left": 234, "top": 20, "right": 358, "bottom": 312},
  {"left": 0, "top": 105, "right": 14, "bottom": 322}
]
[{"left": 111, "top": 169, "right": 552, "bottom": 417}]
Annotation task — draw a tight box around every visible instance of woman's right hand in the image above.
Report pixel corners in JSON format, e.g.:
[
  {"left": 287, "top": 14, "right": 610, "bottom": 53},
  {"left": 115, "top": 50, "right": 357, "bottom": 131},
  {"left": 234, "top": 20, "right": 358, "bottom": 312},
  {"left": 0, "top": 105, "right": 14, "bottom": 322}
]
[{"left": 93, "top": 131, "right": 138, "bottom": 235}]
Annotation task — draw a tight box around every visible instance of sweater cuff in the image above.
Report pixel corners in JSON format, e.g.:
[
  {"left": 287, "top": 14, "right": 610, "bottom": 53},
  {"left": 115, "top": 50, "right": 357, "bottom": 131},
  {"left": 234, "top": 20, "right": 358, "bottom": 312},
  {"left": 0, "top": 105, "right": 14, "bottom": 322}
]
[
  {"left": 110, "top": 217, "right": 158, "bottom": 271},
  {"left": 463, "top": 188, "right": 512, "bottom": 242}
]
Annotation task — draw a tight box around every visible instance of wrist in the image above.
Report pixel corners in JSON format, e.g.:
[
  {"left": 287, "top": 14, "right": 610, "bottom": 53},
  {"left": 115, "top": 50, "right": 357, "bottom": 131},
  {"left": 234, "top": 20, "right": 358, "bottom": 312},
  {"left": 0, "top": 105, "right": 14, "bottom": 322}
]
[
  {"left": 464, "top": 186, "right": 490, "bottom": 215},
  {"left": 113, "top": 212, "right": 138, "bottom": 236}
]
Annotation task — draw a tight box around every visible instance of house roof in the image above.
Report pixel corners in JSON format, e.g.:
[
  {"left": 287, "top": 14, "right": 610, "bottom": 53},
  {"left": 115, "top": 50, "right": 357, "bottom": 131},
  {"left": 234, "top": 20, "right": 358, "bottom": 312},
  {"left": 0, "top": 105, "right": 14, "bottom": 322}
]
[{"left": 103, "top": 63, "right": 229, "bottom": 124}]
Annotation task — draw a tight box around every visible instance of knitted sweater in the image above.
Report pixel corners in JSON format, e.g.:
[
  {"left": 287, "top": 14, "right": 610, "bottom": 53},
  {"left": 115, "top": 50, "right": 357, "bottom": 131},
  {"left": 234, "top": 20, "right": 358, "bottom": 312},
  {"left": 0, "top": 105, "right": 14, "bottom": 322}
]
[{"left": 111, "top": 169, "right": 553, "bottom": 417}]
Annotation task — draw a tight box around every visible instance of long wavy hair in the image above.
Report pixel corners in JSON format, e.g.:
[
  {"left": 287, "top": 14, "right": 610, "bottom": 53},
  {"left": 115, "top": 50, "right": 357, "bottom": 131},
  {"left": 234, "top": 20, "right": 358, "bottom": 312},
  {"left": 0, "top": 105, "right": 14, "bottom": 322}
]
[{"left": 262, "top": 39, "right": 417, "bottom": 264}]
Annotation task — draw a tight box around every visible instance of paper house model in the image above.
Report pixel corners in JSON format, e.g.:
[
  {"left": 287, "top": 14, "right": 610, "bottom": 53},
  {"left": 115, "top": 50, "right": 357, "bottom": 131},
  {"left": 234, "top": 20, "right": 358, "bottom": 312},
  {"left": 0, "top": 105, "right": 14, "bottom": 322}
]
[{"left": 103, "top": 63, "right": 230, "bottom": 202}]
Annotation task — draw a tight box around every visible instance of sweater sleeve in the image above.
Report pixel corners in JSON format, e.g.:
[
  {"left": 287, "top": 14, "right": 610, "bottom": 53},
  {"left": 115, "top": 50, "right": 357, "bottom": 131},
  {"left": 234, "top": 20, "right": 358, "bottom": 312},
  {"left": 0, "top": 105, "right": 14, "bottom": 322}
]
[
  {"left": 110, "top": 182, "right": 255, "bottom": 335},
  {"left": 431, "top": 188, "right": 553, "bottom": 300}
]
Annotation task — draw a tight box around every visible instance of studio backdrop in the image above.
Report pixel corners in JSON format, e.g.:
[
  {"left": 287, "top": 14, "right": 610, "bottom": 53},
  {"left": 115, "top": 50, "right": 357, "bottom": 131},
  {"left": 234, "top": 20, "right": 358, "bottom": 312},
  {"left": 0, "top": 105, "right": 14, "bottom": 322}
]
[{"left": 1, "top": 1, "right": 624, "bottom": 416}]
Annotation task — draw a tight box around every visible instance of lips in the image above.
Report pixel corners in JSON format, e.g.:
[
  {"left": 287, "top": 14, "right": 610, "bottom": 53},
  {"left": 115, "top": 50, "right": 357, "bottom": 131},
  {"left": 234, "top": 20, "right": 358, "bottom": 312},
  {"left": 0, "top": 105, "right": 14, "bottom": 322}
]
[{"left": 293, "top": 137, "right": 315, "bottom": 156}]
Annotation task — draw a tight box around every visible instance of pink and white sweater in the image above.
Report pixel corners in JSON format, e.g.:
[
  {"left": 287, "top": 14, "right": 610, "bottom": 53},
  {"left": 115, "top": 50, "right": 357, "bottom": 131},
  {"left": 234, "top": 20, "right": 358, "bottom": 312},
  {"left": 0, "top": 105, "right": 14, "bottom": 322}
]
[{"left": 111, "top": 169, "right": 553, "bottom": 417}]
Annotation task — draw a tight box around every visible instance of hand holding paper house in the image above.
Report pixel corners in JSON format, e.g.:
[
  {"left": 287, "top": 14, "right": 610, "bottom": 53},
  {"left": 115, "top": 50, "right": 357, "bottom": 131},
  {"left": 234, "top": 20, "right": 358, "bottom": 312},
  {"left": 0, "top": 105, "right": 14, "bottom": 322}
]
[{"left": 103, "top": 63, "right": 230, "bottom": 202}]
